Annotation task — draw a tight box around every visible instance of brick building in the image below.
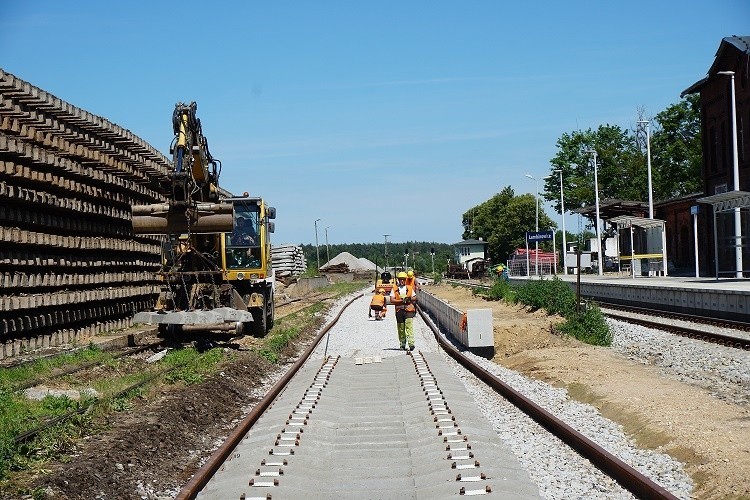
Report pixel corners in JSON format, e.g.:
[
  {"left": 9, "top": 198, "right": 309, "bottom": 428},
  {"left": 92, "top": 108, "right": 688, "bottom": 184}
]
[{"left": 679, "top": 35, "right": 750, "bottom": 276}]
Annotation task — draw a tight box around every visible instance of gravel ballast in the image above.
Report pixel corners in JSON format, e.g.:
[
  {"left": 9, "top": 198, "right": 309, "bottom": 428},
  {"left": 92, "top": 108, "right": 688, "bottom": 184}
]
[{"left": 310, "top": 289, "right": 694, "bottom": 500}]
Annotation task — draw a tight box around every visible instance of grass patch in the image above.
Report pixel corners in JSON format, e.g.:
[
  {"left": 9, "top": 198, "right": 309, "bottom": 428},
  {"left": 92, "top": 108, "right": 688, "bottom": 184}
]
[
  {"left": 474, "top": 276, "right": 611, "bottom": 346},
  {"left": 0, "top": 345, "right": 225, "bottom": 485},
  {"left": 0, "top": 344, "right": 110, "bottom": 390},
  {"left": 162, "top": 347, "right": 225, "bottom": 385}
]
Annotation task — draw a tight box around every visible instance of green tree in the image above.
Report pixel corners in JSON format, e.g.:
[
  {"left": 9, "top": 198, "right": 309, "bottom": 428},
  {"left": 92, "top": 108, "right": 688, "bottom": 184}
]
[
  {"left": 545, "top": 97, "right": 702, "bottom": 216},
  {"left": 461, "top": 187, "right": 556, "bottom": 263},
  {"left": 649, "top": 94, "right": 702, "bottom": 198},
  {"left": 546, "top": 124, "right": 642, "bottom": 214}
]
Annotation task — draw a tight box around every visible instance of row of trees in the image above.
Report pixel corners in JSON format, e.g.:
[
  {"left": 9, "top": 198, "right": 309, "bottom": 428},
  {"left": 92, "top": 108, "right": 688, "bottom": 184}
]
[
  {"left": 463, "top": 95, "right": 702, "bottom": 264},
  {"left": 300, "top": 241, "right": 456, "bottom": 275}
]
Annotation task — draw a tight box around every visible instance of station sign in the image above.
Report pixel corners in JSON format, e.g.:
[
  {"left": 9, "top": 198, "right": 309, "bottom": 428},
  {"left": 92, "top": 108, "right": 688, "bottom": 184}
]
[{"left": 526, "top": 230, "right": 554, "bottom": 242}]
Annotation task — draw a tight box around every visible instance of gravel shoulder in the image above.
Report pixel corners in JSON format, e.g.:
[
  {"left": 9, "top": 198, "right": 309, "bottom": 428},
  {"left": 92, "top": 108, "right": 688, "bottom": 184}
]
[{"left": 422, "top": 283, "right": 750, "bottom": 500}]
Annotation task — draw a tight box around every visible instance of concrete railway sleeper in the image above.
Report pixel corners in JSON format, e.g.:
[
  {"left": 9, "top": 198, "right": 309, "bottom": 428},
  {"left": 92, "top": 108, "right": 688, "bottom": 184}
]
[{"left": 176, "top": 294, "right": 678, "bottom": 499}]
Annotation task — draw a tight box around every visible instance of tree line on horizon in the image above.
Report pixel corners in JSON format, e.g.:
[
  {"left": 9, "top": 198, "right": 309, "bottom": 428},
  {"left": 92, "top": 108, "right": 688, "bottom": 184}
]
[{"left": 300, "top": 241, "right": 457, "bottom": 275}]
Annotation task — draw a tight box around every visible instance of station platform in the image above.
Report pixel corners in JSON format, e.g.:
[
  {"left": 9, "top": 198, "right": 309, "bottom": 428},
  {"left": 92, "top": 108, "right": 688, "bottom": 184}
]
[{"left": 509, "top": 273, "right": 750, "bottom": 322}]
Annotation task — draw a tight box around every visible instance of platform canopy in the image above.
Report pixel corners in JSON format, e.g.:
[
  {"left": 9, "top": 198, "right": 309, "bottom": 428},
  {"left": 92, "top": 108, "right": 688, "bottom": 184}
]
[
  {"left": 608, "top": 215, "right": 667, "bottom": 278},
  {"left": 697, "top": 191, "right": 750, "bottom": 212},
  {"left": 608, "top": 215, "right": 665, "bottom": 230},
  {"left": 571, "top": 199, "right": 649, "bottom": 221},
  {"left": 697, "top": 191, "right": 750, "bottom": 279}
]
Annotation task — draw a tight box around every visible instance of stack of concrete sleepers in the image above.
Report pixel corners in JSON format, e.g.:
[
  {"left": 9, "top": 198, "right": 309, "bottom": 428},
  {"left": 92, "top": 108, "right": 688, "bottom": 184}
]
[{"left": 0, "top": 68, "right": 169, "bottom": 357}]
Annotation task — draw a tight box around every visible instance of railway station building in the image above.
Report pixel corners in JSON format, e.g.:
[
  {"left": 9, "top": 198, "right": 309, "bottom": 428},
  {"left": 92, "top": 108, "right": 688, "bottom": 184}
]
[{"left": 574, "top": 36, "right": 750, "bottom": 277}]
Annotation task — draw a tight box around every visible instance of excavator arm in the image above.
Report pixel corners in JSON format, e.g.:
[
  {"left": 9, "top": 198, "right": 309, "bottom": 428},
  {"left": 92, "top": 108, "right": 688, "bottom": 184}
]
[{"left": 132, "top": 102, "right": 233, "bottom": 235}]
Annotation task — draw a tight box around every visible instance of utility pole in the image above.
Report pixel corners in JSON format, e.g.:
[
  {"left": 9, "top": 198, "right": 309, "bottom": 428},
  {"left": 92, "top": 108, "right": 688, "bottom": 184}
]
[
  {"left": 585, "top": 150, "right": 603, "bottom": 276},
  {"left": 325, "top": 226, "right": 330, "bottom": 265},
  {"left": 314, "top": 218, "right": 321, "bottom": 274},
  {"left": 383, "top": 234, "right": 390, "bottom": 271}
]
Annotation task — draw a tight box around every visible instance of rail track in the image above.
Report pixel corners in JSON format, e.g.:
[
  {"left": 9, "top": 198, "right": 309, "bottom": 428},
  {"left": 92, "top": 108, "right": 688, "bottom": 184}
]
[
  {"left": 176, "top": 293, "right": 679, "bottom": 499},
  {"left": 445, "top": 278, "right": 750, "bottom": 350}
]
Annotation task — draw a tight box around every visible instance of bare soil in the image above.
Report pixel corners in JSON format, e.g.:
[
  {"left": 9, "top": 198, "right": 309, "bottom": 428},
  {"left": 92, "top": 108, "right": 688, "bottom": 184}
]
[
  {"left": 3, "top": 284, "right": 335, "bottom": 500},
  {"left": 423, "top": 283, "right": 750, "bottom": 500}
]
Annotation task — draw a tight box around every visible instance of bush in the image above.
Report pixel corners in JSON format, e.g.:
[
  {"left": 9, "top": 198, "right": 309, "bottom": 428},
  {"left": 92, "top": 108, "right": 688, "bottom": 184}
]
[
  {"left": 473, "top": 276, "right": 610, "bottom": 346},
  {"left": 480, "top": 278, "right": 516, "bottom": 303},
  {"left": 515, "top": 276, "right": 576, "bottom": 317},
  {"left": 557, "top": 303, "right": 611, "bottom": 346}
]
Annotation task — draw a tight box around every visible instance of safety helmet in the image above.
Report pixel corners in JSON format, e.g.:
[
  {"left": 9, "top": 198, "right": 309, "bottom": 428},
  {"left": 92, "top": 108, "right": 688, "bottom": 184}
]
[
  {"left": 397, "top": 271, "right": 408, "bottom": 279},
  {"left": 378, "top": 288, "right": 385, "bottom": 293},
  {"left": 407, "top": 270, "right": 414, "bottom": 277}
]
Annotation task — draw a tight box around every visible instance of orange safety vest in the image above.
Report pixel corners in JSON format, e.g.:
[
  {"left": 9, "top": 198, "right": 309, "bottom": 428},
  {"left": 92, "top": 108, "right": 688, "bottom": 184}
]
[
  {"left": 370, "top": 294, "right": 386, "bottom": 308},
  {"left": 391, "top": 284, "right": 416, "bottom": 313},
  {"left": 405, "top": 276, "right": 416, "bottom": 288}
]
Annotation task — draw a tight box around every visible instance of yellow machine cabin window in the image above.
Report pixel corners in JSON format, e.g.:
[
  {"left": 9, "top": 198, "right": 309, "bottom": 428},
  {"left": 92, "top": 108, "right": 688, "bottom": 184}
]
[{"left": 226, "top": 207, "right": 262, "bottom": 269}]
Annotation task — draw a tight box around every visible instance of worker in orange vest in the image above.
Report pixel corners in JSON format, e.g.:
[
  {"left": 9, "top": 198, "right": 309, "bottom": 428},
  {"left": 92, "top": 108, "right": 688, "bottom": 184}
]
[
  {"left": 390, "top": 271, "right": 417, "bottom": 351},
  {"left": 405, "top": 269, "right": 418, "bottom": 290},
  {"left": 369, "top": 288, "right": 387, "bottom": 320}
]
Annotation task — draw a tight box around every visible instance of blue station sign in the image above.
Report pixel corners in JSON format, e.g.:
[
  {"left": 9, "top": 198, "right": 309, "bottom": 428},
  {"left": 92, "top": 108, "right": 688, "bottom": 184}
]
[{"left": 526, "top": 230, "right": 554, "bottom": 242}]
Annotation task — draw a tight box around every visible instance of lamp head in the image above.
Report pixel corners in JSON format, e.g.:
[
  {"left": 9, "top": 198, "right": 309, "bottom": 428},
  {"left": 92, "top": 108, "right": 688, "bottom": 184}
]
[
  {"left": 717, "top": 70, "right": 735, "bottom": 76},
  {"left": 525, "top": 173, "right": 534, "bottom": 180}
]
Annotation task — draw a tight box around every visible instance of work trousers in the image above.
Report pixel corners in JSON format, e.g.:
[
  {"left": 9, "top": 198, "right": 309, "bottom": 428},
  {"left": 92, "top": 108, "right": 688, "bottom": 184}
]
[{"left": 395, "top": 308, "right": 416, "bottom": 347}]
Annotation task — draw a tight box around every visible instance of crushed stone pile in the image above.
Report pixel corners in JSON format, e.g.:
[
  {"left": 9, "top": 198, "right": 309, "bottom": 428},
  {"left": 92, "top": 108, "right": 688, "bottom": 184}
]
[{"left": 321, "top": 252, "right": 382, "bottom": 273}]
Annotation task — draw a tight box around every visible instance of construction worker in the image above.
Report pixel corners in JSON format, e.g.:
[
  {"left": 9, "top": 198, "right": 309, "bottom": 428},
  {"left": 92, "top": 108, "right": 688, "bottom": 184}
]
[
  {"left": 369, "top": 288, "right": 387, "bottom": 320},
  {"left": 405, "top": 269, "right": 418, "bottom": 290},
  {"left": 390, "top": 271, "right": 417, "bottom": 351}
]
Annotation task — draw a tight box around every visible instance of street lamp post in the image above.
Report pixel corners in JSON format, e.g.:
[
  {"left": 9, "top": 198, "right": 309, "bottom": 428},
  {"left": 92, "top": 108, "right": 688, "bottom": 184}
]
[
  {"left": 383, "top": 234, "right": 390, "bottom": 271},
  {"left": 585, "top": 150, "right": 603, "bottom": 276},
  {"left": 325, "top": 226, "right": 330, "bottom": 265},
  {"left": 718, "top": 70, "right": 743, "bottom": 278},
  {"left": 637, "top": 120, "right": 654, "bottom": 219},
  {"left": 314, "top": 218, "right": 321, "bottom": 274},
  {"left": 554, "top": 169, "right": 567, "bottom": 275},
  {"left": 525, "top": 174, "right": 540, "bottom": 275}
]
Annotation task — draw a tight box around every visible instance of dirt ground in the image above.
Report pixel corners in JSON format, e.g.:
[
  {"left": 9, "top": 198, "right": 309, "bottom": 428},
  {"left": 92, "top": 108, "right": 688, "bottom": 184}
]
[
  {"left": 8, "top": 283, "right": 749, "bottom": 499},
  {"left": 5, "top": 284, "right": 333, "bottom": 500},
  {"left": 422, "top": 283, "right": 750, "bottom": 500}
]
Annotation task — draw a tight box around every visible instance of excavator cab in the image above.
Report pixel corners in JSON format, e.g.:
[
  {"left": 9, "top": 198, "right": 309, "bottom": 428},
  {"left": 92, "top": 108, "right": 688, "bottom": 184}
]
[{"left": 226, "top": 206, "right": 262, "bottom": 269}]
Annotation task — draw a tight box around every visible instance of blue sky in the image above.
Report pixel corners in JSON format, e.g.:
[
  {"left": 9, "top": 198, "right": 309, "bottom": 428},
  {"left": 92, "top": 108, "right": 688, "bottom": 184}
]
[{"left": 2, "top": 1, "right": 747, "bottom": 246}]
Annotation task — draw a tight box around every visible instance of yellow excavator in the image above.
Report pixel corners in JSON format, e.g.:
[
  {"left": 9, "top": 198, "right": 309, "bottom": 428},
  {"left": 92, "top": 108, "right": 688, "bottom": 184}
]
[{"left": 132, "top": 102, "right": 276, "bottom": 336}]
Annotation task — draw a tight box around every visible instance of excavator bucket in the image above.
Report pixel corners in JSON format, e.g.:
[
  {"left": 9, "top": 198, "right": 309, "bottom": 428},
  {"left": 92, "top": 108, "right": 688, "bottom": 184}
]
[{"left": 132, "top": 202, "right": 234, "bottom": 235}]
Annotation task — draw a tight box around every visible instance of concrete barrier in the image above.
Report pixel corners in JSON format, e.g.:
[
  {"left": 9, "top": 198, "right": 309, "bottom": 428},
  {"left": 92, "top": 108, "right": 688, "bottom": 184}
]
[
  {"left": 290, "top": 276, "right": 330, "bottom": 297},
  {"left": 418, "top": 290, "right": 494, "bottom": 353}
]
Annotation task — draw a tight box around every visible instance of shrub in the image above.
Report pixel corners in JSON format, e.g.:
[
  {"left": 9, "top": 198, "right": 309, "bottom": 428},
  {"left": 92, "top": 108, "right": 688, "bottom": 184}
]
[
  {"left": 515, "top": 276, "right": 576, "bottom": 317},
  {"left": 557, "top": 303, "right": 611, "bottom": 346},
  {"left": 473, "top": 276, "right": 610, "bottom": 346}
]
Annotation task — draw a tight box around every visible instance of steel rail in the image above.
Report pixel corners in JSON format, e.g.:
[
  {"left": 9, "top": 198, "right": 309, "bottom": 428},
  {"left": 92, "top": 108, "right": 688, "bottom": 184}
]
[
  {"left": 604, "top": 310, "right": 750, "bottom": 350},
  {"left": 417, "top": 306, "right": 679, "bottom": 500},
  {"left": 175, "top": 292, "right": 363, "bottom": 500},
  {"left": 598, "top": 301, "right": 750, "bottom": 333},
  {"left": 447, "top": 278, "right": 750, "bottom": 348}
]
